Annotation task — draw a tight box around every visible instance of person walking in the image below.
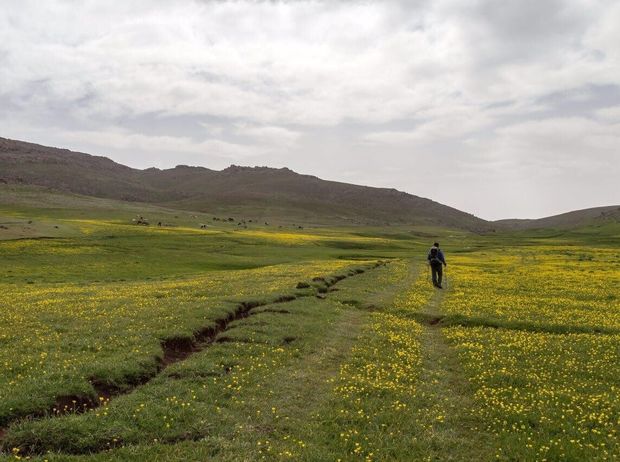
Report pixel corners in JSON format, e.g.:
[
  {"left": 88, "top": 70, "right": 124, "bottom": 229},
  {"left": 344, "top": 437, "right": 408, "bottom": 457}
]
[{"left": 427, "top": 242, "right": 447, "bottom": 288}]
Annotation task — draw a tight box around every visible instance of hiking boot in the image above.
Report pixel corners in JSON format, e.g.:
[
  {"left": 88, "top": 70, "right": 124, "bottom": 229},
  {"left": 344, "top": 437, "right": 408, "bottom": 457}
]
[{"left": 436, "top": 285, "right": 443, "bottom": 289}]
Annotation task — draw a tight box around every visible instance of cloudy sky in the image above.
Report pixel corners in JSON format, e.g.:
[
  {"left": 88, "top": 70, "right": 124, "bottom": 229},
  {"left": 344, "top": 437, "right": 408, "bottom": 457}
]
[{"left": 1, "top": 0, "right": 619, "bottom": 220}]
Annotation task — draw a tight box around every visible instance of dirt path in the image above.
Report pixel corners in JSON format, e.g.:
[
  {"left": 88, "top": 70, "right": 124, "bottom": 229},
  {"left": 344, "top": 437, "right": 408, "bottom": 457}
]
[
  {"left": 233, "top": 307, "right": 368, "bottom": 459},
  {"left": 410, "top": 289, "right": 497, "bottom": 460}
]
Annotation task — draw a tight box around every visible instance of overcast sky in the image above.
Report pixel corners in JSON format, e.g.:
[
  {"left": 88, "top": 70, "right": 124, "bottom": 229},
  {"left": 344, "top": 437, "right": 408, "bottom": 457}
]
[{"left": 1, "top": 1, "right": 619, "bottom": 220}]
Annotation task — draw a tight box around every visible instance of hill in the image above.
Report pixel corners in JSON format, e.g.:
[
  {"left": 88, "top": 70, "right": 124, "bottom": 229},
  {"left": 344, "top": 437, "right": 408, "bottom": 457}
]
[
  {"left": 0, "top": 137, "right": 490, "bottom": 231},
  {"left": 495, "top": 205, "right": 620, "bottom": 230}
]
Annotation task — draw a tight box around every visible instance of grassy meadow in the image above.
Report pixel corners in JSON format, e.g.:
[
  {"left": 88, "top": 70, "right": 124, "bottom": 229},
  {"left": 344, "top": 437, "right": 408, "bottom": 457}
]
[{"left": 0, "top": 186, "right": 618, "bottom": 461}]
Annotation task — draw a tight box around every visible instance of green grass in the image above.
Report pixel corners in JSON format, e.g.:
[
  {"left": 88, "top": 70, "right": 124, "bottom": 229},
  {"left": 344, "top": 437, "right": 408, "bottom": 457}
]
[
  {"left": 0, "top": 186, "right": 619, "bottom": 461},
  {"left": 444, "top": 327, "right": 620, "bottom": 461}
]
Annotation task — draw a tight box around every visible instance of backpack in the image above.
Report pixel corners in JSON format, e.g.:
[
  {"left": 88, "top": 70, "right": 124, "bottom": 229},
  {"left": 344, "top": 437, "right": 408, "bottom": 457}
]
[{"left": 429, "top": 247, "right": 441, "bottom": 265}]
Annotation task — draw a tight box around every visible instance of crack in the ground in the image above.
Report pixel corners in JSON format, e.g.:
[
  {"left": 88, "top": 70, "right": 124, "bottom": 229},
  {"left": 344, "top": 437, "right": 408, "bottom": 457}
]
[
  {"left": 428, "top": 315, "right": 445, "bottom": 326},
  {"left": 0, "top": 261, "right": 385, "bottom": 454},
  {"left": 251, "top": 308, "right": 291, "bottom": 315},
  {"left": 412, "top": 312, "right": 620, "bottom": 335}
]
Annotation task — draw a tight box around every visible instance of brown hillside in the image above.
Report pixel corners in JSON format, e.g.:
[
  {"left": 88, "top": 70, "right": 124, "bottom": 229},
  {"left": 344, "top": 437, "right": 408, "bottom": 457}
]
[
  {"left": 0, "top": 137, "right": 490, "bottom": 230},
  {"left": 495, "top": 206, "right": 620, "bottom": 230}
]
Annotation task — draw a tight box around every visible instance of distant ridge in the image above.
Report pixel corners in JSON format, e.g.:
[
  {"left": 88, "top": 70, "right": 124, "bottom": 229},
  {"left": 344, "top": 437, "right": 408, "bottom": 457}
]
[
  {"left": 0, "top": 137, "right": 493, "bottom": 230},
  {"left": 495, "top": 205, "right": 620, "bottom": 230},
  {"left": 6, "top": 136, "right": 616, "bottom": 231}
]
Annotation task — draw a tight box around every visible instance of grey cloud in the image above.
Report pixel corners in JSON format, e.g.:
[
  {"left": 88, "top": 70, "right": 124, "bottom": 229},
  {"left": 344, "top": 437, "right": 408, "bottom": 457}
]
[
  {"left": 0, "top": 0, "right": 619, "bottom": 219},
  {"left": 535, "top": 84, "right": 620, "bottom": 115}
]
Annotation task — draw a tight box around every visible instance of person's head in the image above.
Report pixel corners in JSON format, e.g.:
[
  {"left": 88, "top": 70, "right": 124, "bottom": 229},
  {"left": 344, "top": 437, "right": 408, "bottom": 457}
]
[{"left": 433, "top": 242, "right": 440, "bottom": 248}]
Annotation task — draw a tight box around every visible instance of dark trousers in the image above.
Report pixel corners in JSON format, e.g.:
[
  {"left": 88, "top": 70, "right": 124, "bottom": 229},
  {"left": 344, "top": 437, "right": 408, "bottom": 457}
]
[{"left": 431, "top": 262, "right": 443, "bottom": 286}]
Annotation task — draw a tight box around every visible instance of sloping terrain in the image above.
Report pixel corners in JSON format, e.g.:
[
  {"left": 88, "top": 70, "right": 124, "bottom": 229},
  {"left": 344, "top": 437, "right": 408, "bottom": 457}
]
[
  {"left": 0, "top": 137, "right": 489, "bottom": 230},
  {"left": 496, "top": 205, "right": 620, "bottom": 230}
]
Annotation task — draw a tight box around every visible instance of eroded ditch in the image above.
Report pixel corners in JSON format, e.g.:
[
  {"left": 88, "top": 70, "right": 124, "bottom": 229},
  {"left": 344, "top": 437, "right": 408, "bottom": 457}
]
[{"left": 0, "top": 261, "right": 386, "bottom": 454}]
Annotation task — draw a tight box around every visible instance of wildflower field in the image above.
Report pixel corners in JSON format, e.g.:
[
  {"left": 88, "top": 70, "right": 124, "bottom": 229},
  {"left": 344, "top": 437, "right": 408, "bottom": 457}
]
[
  {"left": 0, "top": 191, "right": 619, "bottom": 461},
  {"left": 441, "top": 244, "right": 620, "bottom": 461}
]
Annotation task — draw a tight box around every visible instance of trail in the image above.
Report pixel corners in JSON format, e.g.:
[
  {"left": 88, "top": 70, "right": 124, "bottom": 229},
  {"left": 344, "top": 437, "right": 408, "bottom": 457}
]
[
  {"left": 411, "top": 287, "right": 497, "bottom": 460},
  {"left": 235, "top": 307, "right": 367, "bottom": 458},
  {"left": 207, "top": 260, "right": 419, "bottom": 460}
]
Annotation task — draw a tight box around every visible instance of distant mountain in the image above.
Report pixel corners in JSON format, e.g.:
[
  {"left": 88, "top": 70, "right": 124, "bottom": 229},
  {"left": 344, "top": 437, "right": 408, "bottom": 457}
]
[
  {"left": 0, "top": 137, "right": 490, "bottom": 231},
  {"left": 495, "top": 206, "right": 620, "bottom": 230}
]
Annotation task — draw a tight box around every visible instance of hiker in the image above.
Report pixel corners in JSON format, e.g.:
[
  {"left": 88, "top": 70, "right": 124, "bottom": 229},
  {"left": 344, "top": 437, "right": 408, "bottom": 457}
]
[{"left": 427, "top": 242, "right": 447, "bottom": 288}]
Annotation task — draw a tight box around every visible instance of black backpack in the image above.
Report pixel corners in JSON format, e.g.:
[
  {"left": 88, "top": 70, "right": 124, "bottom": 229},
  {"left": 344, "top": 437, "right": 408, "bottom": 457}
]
[{"left": 429, "top": 247, "right": 440, "bottom": 264}]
